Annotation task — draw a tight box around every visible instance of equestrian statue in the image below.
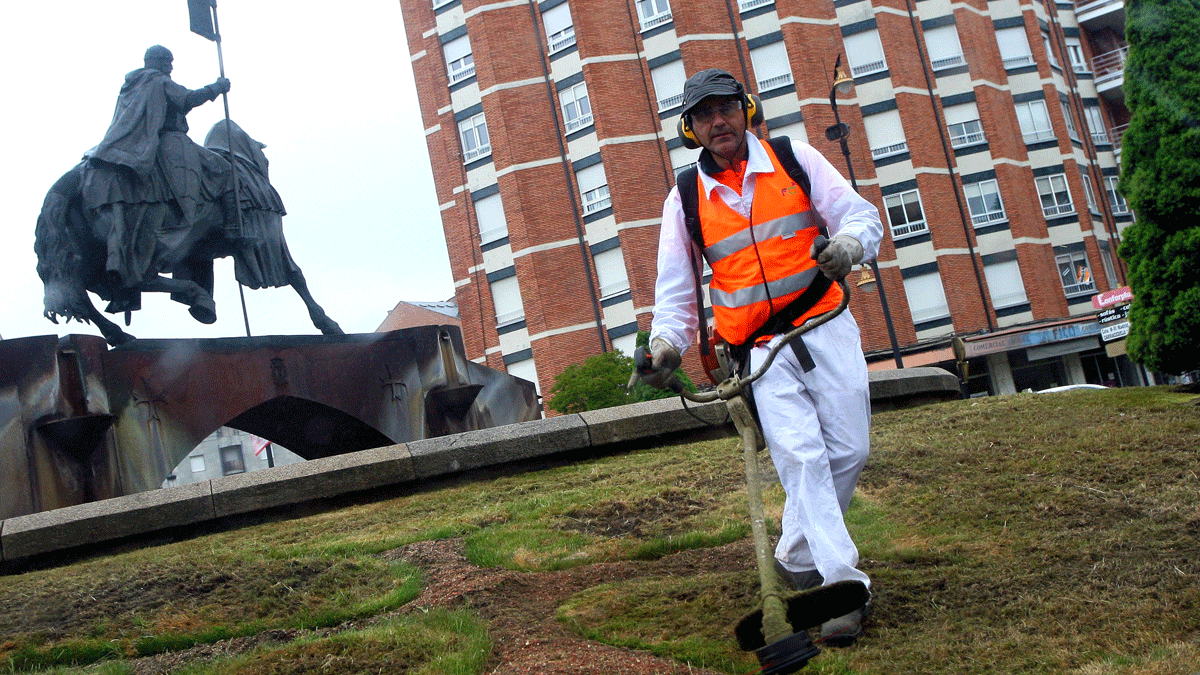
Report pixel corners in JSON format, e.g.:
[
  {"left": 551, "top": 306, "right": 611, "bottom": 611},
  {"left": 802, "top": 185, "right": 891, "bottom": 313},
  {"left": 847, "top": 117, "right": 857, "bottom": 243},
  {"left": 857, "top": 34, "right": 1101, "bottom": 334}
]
[{"left": 35, "top": 45, "right": 342, "bottom": 346}]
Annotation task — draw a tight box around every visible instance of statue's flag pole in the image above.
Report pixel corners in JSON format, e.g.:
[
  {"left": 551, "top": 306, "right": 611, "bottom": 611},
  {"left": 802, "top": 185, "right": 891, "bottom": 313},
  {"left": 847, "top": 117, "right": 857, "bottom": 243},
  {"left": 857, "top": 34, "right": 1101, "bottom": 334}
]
[{"left": 189, "top": 0, "right": 252, "bottom": 338}]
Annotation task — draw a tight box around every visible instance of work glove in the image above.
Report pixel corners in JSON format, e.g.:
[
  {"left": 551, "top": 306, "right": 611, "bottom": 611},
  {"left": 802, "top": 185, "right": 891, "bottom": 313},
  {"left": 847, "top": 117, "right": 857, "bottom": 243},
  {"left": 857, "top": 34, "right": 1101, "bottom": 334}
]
[
  {"left": 641, "top": 337, "right": 682, "bottom": 389},
  {"left": 811, "top": 234, "right": 863, "bottom": 281},
  {"left": 212, "top": 77, "right": 231, "bottom": 95}
]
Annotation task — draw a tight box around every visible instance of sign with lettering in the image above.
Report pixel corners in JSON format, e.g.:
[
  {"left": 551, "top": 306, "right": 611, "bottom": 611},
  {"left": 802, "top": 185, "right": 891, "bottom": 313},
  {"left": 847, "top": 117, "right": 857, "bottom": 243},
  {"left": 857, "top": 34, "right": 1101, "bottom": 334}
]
[{"left": 1092, "top": 286, "right": 1133, "bottom": 310}]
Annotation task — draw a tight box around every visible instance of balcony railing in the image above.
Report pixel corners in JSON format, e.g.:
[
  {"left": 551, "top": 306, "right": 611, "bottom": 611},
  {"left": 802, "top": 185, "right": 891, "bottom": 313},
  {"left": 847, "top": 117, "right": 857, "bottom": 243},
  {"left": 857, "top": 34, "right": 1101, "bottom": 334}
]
[
  {"left": 1042, "top": 202, "right": 1075, "bottom": 218},
  {"left": 1002, "top": 53, "right": 1035, "bottom": 70},
  {"left": 758, "top": 72, "right": 794, "bottom": 91},
  {"left": 657, "top": 93, "right": 684, "bottom": 111},
  {"left": 1110, "top": 123, "right": 1129, "bottom": 153},
  {"left": 548, "top": 28, "right": 576, "bottom": 54},
  {"left": 640, "top": 10, "right": 672, "bottom": 31},
  {"left": 462, "top": 142, "right": 491, "bottom": 162},
  {"left": 564, "top": 113, "right": 593, "bottom": 133},
  {"left": 1093, "top": 45, "right": 1128, "bottom": 87},
  {"left": 851, "top": 59, "right": 887, "bottom": 77},
  {"left": 739, "top": 0, "right": 773, "bottom": 10},
  {"left": 871, "top": 140, "right": 909, "bottom": 159},
  {"left": 931, "top": 54, "right": 965, "bottom": 71},
  {"left": 449, "top": 64, "right": 476, "bottom": 84}
]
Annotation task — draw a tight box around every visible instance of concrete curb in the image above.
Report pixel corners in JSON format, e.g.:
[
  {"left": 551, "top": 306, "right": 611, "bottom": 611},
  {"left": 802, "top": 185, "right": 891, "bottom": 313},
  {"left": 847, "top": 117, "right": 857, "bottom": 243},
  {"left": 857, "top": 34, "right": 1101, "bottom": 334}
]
[{"left": 0, "top": 367, "right": 958, "bottom": 563}]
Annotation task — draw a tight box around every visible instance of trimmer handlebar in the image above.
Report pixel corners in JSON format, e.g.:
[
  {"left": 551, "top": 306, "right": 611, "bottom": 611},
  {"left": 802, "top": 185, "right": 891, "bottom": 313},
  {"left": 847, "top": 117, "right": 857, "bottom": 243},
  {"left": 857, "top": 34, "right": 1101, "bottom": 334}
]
[{"left": 633, "top": 235, "right": 851, "bottom": 403}]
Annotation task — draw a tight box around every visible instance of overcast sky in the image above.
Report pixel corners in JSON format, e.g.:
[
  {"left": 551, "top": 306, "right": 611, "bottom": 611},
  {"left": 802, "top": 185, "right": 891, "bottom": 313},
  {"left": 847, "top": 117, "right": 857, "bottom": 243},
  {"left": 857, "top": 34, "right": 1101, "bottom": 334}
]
[{"left": 1, "top": 1, "right": 452, "bottom": 343}]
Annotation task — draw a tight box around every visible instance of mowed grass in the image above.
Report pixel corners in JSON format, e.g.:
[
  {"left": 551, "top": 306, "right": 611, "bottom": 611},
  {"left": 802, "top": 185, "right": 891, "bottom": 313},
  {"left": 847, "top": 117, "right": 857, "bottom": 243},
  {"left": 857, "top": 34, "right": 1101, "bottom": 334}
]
[{"left": 1, "top": 386, "right": 1197, "bottom": 674}]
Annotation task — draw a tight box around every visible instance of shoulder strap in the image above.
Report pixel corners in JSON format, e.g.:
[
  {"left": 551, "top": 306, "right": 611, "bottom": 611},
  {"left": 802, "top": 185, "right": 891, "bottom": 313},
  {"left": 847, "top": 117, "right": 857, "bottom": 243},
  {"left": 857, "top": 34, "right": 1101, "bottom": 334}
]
[
  {"left": 766, "top": 136, "right": 828, "bottom": 238},
  {"left": 674, "top": 166, "right": 710, "bottom": 356}
]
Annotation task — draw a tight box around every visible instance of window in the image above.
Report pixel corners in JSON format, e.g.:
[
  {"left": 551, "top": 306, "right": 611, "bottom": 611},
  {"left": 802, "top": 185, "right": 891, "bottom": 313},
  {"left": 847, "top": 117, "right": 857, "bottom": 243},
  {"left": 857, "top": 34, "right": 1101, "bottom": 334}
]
[
  {"left": 1043, "top": 33, "right": 1059, "bottom": 69},
  {"left": 576, "top": 163, "right": 611, "bottom": 214},
  {"left": 593, "top": 246, "right": 630, "bottom": 299},
  {"left": 1035, "top": 174, "right": 1074, "bottom": 217},
  {"left": 964, "top": 179, "right": 1006, "bottom": 226},
  {"left": 559, "top": 81, "right": 592, "bottom": 132},
  {"left": 650, "top": 60, "right": 686, "bottom": 112},
  {"left": 924, "top": 25, "right": 965, "bottom": 71},
  {"left": 1080, "top": 170, "right": 1100, "bottom": 214},
  {"left": 189, "top": 455, "right": 206, "bottom": 473},
  {"left": 543, "top": 3, "right": 576, "bottom": 54},
  {"left": 750, "top": 41, "right": 794, "bottom": 92},
  {"left": 475, "top": 192, "right": 507, "bottom": 244},
  {"left": 458, "top": 112, "right": 491, "bottom": 162},
  {"left": 505, "top": 358, "right": 540, "bottom": 394},
  {"left": 443, "top": 35, "right": 475, "bottom": 84},
  {"left": 884, "top": 189, "right": 927, "bottom": 238},
  {"left": 1084, "top": 106, "right": 1108, "bottom": 145},
  {"left": 1100, "top": 246, "right": 1118, "bottom": 289},
  {"left": 220, "top": 445, "right": 245, "bottom": 475},
  {"left": 1062, "top": 100, "right": 1080, "bottom": 142},
  {"left": 1015, "top": 99, "right": 1054, "bottom": 143},
  {"left": 944, "top": 102, "right": 985, "bottom": 148},
  {"left": 1105, "top": 176, "right": 1129, "bottom": 214},
  {"left": 902, "top": 272, "right": 951, "bottom": 324},
  {"left": 1056, "top": 251, "right": 1095, "bottom": 297},
  {"left": 739, "top": 0, "right": 773, "bottom": 10},
  {"left": 863, "top": 109, "right": 908, "bottom": 159},
  {"left": 670, "top": 145, "right": 697, "bottom": 178},
  {"left": 1065, "top": 37, "right": 1088, "bottom": 73},
  {"left": 984, "top": 260, "right": 1029, "bottom": 309},
  {"left": 635, "top": 0, "right": 671, "bottom": 31},
  {"left": 491, "top": 274, "right": 525, "bottom": 327},
  {"left": 996, "top": 26, "right": 1034, "bottom": 70},
  {"left": 844, "top": 30, "right": 887, "bottom": 77}
]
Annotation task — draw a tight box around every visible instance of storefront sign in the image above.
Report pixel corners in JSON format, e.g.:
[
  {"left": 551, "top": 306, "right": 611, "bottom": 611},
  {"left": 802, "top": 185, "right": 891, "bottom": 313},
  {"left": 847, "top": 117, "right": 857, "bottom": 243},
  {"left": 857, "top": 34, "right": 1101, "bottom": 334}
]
[
  {"left": 1101, "top": 322, "right": 1130, "bottom": 342},
  {"left": 963, "top": 321, "right": 1102, "bottom": 358},
  {"left": 1097, "top": 305, "right": 1130, "bottom": 324},
  {"left": 1092, "top": 286, "right": 1133, "bottom": 310}
]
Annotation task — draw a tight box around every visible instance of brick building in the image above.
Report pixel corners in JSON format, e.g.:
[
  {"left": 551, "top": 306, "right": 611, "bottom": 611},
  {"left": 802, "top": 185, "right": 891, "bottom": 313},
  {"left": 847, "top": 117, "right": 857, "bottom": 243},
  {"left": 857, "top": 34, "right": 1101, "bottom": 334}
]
[{"left": 398, "top": 0, "right": 1141, "bottom": 400}]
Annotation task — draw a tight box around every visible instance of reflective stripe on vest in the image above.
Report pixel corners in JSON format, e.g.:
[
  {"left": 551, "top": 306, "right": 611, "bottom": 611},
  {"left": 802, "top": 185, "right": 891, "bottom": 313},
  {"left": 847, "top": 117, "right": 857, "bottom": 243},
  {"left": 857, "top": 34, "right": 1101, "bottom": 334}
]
[{"left": 698, "top": 141, "right": 843, "bottom": 346}]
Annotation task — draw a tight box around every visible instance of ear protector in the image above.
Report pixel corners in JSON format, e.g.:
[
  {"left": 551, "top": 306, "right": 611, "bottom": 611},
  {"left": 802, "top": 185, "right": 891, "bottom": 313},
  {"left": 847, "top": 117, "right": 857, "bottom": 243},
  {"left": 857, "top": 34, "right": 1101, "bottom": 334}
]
[{"left": 677, "top": 93, "right": 764, "bottom": 149}]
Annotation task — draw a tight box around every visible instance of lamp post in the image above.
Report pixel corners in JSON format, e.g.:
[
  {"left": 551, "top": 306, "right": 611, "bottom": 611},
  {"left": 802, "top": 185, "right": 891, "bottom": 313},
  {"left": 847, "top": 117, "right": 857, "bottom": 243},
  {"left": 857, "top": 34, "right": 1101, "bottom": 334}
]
[{"left": 825, "top": 55, "right": 904, "bottom": 369}]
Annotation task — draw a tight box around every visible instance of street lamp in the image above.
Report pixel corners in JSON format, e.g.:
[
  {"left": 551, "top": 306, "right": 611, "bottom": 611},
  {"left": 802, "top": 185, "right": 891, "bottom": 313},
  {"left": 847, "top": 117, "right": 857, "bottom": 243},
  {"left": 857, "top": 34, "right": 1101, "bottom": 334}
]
[{"left": 825, "top": 55, "right": 904, "bottom": 370}]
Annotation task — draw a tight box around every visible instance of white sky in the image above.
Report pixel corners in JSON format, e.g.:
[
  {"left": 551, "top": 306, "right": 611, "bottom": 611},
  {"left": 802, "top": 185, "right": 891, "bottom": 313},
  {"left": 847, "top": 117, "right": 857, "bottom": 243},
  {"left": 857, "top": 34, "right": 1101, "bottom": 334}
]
[{"left": 1, "top": 1, "right": 452, "bottom": 342}]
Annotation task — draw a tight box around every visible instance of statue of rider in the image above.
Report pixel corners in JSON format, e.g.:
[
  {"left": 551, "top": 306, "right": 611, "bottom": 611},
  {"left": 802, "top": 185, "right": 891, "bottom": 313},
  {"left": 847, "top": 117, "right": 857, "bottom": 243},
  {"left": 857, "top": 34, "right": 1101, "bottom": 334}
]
[{"left": 82, "top": 45, "right": 234, "bottom": 314}]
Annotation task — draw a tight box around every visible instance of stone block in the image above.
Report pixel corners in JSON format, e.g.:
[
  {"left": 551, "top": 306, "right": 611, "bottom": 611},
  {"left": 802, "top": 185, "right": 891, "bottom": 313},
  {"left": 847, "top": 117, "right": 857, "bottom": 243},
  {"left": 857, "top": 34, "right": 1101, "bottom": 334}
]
[
  {"left": 578, "top": 397, "right": 731, "bottom": 447},
  {"left": 407, "top": 414, "right": 590, "bottom": 479},
  {"left": 212, "top": 444, "right": 415, "bottom": 518},
  {"left": 1, "top": 481, "right": 214, "bottom": 561}
]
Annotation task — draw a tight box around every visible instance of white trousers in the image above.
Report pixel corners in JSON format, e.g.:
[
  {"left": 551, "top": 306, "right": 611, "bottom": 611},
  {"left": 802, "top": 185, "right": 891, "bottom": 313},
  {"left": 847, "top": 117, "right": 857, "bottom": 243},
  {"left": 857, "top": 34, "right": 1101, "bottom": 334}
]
[{"left": 748, "top": 310, "right": 871, "bottom": 588}]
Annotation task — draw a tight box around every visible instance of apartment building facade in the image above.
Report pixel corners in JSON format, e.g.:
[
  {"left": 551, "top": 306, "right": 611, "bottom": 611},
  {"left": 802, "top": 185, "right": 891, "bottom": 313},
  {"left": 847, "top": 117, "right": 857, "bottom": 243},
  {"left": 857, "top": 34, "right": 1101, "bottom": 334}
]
[{"left": 399, "top": 0, "right": 1138, "bottom": 399}]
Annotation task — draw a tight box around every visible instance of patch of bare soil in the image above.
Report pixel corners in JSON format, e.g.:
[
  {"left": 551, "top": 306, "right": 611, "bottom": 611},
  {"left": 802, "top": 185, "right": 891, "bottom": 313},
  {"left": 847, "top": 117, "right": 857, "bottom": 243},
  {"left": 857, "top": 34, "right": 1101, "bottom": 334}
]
[
  {"left": 386, "top": 537, "right": 748, "bottom": 675},
  {"left": 124, "top": 539, "right": 750, "bottom": 675}
]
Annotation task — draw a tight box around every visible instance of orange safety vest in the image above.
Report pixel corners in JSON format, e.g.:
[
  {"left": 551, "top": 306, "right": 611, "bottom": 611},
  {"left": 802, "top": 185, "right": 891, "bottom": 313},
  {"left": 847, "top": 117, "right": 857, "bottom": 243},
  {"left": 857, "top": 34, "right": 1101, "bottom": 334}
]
[{"left": 698, "top": 142, "right": 844, "bottom": 346}]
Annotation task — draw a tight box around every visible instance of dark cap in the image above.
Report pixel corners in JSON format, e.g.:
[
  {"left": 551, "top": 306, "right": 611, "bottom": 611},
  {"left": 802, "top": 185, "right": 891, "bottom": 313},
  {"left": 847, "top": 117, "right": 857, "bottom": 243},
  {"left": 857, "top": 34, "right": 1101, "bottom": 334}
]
[
  {"left": 144, "top": 45, "right": 174, "bottom": 62},
  {"left": 680, "top": 68, "right": 745, "bottom": 116}
]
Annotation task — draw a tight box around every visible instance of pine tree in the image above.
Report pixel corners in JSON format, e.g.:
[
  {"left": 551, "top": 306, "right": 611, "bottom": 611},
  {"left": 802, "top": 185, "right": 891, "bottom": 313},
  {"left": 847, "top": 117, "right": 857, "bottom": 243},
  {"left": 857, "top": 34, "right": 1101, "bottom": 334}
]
[{"left": 1117, "top": 0, "right": 1200, "bottom": 375}]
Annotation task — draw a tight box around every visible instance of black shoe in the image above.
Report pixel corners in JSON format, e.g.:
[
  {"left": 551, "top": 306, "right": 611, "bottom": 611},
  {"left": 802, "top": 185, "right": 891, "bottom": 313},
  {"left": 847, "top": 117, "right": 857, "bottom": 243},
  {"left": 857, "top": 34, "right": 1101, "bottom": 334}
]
[
  {"left": 819, "top": 591, "right": 872, "bottom": 647},
  {"left": 773, "top": 560, "right": 824, "bottom": 592}
]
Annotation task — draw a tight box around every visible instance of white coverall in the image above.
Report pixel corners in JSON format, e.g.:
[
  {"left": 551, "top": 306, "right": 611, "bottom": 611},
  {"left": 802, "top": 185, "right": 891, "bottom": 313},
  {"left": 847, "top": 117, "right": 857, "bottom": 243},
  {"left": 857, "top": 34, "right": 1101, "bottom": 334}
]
[{"left": 649, "top": 132, "right": 883, "bottom": 588}]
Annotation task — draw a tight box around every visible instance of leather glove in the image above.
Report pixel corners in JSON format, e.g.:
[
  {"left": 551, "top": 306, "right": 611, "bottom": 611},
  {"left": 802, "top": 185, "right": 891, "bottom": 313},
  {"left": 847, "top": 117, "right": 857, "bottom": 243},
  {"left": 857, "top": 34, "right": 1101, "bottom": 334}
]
[
  {"left": 641, "top": 337, "right": 682, "bottom": 389},
  {"left": 811, "top": 234, "right": 863, "bottom": 281}
]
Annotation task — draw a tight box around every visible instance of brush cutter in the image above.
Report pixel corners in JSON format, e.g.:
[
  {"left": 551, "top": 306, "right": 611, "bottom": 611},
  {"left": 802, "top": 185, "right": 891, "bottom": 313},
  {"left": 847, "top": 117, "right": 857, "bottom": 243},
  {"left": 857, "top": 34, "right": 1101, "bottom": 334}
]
[{"left": 631, "top": 236, "right": 870, "bottom": 674}]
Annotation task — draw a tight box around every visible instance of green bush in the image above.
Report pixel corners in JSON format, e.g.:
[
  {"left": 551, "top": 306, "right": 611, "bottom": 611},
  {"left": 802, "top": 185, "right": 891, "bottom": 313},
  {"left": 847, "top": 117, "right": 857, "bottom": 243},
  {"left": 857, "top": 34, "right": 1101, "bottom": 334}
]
[{"left": 546, "top": 333, "right": 695, "bottom": 414}]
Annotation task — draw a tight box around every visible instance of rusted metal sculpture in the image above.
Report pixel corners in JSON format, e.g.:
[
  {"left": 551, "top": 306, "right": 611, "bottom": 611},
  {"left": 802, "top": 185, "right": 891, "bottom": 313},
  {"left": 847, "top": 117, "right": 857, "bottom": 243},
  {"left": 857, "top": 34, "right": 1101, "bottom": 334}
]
[{"left": 0, "top": 326, "right": 539, "bottom": 519}]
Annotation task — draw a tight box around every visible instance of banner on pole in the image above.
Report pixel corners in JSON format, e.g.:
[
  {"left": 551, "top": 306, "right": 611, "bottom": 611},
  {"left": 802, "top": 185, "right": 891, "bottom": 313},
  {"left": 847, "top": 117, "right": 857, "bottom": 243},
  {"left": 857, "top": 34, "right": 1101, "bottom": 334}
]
[{"left": 188, "top": 0, "right": 219, "bottom": 41}]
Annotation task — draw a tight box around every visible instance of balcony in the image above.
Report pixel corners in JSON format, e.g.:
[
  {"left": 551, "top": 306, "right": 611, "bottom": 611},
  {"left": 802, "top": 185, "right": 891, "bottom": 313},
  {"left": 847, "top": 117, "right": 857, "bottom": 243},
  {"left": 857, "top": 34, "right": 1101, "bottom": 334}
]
[
  {"left": 1093, "top": 45, "right": 1127, "bottom": 103},
  {"left": 757, "top": 72, "right": 794, "bottom": 92},
  {"left": 1074, "top": 0, "right": 1124, "bottom": 33}
]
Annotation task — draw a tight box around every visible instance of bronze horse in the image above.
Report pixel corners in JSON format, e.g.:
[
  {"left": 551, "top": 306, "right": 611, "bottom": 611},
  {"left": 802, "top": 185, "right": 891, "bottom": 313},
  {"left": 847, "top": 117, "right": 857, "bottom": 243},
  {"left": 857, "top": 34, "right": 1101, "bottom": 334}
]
[{"left": 35, "top": 120, "right": 342, "bottom": 346}]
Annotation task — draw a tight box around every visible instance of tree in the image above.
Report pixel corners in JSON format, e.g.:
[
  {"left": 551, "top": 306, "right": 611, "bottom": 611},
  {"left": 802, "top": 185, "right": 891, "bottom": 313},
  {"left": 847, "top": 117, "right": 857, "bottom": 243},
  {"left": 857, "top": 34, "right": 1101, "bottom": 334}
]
[
  {"left": 545, "top": 333, "right": 695, "bottom": 414},
  {"left": 1117, "top": 0, "right": 1200, "bottom": 375}
]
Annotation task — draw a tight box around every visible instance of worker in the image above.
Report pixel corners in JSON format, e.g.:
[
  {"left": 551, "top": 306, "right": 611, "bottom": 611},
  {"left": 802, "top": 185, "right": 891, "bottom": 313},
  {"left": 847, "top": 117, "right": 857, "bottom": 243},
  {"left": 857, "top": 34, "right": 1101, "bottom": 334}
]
[{"left": 640, "top": 68, "right": 883, "bottom": 645}]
